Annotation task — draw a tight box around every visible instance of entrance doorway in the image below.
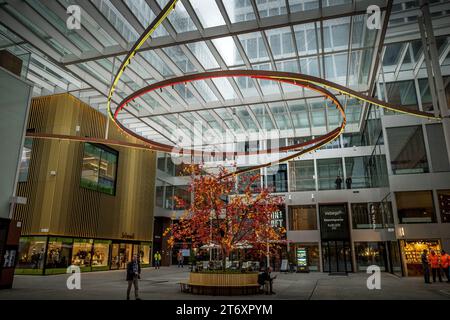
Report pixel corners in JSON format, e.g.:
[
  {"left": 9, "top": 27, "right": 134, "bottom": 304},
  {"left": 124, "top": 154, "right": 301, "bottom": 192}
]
[{"left": 322, "top": 241, "right": 352, "bottom": 273}]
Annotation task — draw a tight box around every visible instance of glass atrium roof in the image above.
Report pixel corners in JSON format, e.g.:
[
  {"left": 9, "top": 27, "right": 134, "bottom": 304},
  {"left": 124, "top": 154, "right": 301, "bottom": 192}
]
[{"left": 0, "top": 0, "right": 449, "bottom": 147}]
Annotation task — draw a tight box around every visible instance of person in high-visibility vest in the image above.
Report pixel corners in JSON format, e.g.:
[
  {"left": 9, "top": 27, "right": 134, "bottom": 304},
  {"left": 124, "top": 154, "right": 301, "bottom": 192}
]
[
  {"left": 441, "top": 250, "right": 450, "bottom": 283},
  {"left": 154, "top": 251, "right": 162, "bottom": 270},
  {"left": 428, "top": 250, "right": 442, "bottom": 283}
]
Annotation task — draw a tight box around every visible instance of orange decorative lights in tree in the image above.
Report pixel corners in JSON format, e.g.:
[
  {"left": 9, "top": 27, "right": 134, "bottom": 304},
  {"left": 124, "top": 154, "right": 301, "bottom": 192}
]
[{"left": 163, "top": 165, "right": 286, "bottom": 270}]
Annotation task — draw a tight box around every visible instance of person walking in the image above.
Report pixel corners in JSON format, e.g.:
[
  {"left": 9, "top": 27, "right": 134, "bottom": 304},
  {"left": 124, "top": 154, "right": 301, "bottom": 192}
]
[
  {"left": 126, "top": 255, "right": 141, "bottom": 300},
  {"left": 335, "top": 175, "right": 342, "bottom": 190},
  {"left": 428, "top": 250, "right": 442, "bottom": 283},
  {"left": 421, "top": 249, "right": 431, "bottom": 284},
  {"left": 154, "top": 251, "right": 161, "bottom": 269},
  {"left": 440, "top": 250, "right": 449, "bottom": 283},
  {"left": 177, "top": 250, "right": 184, "bottom": 268}
]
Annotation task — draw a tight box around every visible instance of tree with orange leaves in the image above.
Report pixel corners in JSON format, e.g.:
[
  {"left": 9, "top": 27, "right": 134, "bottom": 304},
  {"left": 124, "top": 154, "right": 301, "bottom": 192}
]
[{"left": 163, "top": 165, "right": 286, "bottom": 270}]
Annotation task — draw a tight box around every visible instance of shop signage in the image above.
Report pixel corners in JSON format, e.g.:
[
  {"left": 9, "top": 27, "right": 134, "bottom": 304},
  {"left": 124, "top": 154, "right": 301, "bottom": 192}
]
[
  {"left": 121, "top": 232, "right": 135, "bottom": 239},
  {"left": 271, "top": 205, "right": 286, "bottom": 229},
  {"left": 319, "top": 204, "right": 350, "bottom": 240}
]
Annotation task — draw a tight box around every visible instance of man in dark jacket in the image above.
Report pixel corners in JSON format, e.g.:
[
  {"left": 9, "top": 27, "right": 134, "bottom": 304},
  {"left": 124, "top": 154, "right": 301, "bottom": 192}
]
[
  {"left": 126, "top": 255, "right": 141, "bottom": 300},
  {"left": 421, "top": 249, "right": 431, "bottom": 284}
]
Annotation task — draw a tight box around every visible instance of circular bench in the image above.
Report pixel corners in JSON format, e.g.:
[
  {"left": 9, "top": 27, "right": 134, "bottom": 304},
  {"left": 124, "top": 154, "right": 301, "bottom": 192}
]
[{"left": 179, "top": 272, "right": 261, "bottom": 296}]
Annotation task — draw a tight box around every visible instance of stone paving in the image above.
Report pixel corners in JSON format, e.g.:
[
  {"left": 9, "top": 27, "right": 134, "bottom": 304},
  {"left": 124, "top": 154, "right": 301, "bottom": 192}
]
[{"left": 1, "top": 266, "right": 449, "bottom": 300}]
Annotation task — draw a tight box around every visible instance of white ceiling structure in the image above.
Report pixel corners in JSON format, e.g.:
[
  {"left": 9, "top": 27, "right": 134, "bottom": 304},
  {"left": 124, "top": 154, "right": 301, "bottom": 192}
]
[{"left": 0, "top": 0, "right": 449, "bottom": 149}]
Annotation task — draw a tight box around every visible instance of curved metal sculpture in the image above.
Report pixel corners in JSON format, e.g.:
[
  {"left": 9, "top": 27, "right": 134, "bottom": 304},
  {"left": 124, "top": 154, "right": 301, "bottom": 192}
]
[{"left": 26, "top": 0, "right": 442, "bottom": 177}]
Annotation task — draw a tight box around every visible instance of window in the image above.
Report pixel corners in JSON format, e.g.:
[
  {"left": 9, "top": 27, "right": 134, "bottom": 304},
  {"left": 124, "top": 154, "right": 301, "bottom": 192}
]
[
  {"left": 437, "top": 190, "right": 450, "bottom": 223},
  {"left": 72, "top": 239, "right": 93, "bottom": 268},
  {"left": 354, "top": 242, "right": 386, "bottom": 271},
  {"left": 288, "top": 205, "right": 317, "bottom": 230},
  {"left": 386, "top": 126, "right": 429, "bottom": 174},
  {"left": 17, "top": 237, "right": 47, "bottom": 270},
  {"left": 382, "top": 80, "right": 418, "bottom": 114},
  {"left": 81, "top": 143, "right": 118, "bottom": 195},
  {"left": 237, "top": 168, "right": 261, "bottom": 194},
  {"left": 426, "top": 124, "right": 450, "bottom": 172},
  {"left": 342, "top": 133, "right": 362, "bottom": 147},
  {"left": 264, "top": 164, "right": 288, "bottom": 193},
  {"left": 395, "top": 191, "right": 436, "bottom": 223},
  {"left": 345, "top": 157, "right": 370, "bottom": 189},
  {"left": 18, "top": 138, "right": 32, "bottom": 182},
  {"left": 92, "top": 240, "right": 110, "bottom": 268},
  {"left": 418, "top": 78, "right": 433, "bottom": 112},
  {"left": 289, "top": 160, "right": 315, "bottom": 191},
  {"left": 46, "top": 237, "right": 72, "bottom": 270},
  {"left": 317, "top": 158, "right": 343, "bottom": 190},
  {"left": 351, "top": 202, "right": 392, "bottom": 229}
]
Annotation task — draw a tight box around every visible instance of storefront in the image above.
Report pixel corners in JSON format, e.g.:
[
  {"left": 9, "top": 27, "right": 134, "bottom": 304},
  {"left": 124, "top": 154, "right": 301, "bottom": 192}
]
[
  {"left": 15, "top": 236, "right": 152, "bottom": 275},
  {"left": 288, "top": 243, "right": 320, "bottom": 272},
  {"left": 400, "top": 239, "right": 441, "bottom": 276},
  {"left": 354, "top": 242, "right": 387, "bottom": 272}
]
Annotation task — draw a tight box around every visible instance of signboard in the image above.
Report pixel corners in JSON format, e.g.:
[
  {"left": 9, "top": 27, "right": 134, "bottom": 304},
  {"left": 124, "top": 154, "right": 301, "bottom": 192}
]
[
  {"left": 271, "top": 205, "right": 286, "bottom": 229},
  {"left": 438, "top": 192, "right": 450, "bottom": 223},
  {"left": 296, "top": 248, "right": 307, "bottom": 267},
  {"left": 280, "top": 259, "right": 288, "bottom": 272},
  {"left": 319, "top": 204, "right": 350, "bottom": 241},
  {"left": 181, "top": 249, "right": 190, "bottom": 257}
]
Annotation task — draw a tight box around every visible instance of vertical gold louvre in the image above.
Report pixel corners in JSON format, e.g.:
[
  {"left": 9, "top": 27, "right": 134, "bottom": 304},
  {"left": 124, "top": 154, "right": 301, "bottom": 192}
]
[{"left": 14, "top": 94, "right": 156, "bottom": 242}]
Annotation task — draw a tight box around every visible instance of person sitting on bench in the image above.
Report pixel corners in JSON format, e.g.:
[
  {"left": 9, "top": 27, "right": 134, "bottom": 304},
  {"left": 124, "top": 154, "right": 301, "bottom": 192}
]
[{"left": 258, "top": 267, "right": 277, "bottom": 295}]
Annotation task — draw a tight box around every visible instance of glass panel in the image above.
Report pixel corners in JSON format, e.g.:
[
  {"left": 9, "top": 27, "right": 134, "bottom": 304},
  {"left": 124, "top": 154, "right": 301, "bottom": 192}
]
[
  {"left": 222, "top": 0, "right": 256, "bottom": 23},
  {"left": 266, "top": 27, "right": 295, "bottom": 60},
  {"left": 189, "top": 0, "right": 225, "bottom": 28},
  {"left": 382, "top": 80, "right": 418, "bottom": 113},
  {"left": 162, "top": 46, "right": 196, "bottom": 73},
  {"left": 386, "top": 126, "right": 429, "bottom": 174},
  {"left": 140, "top": 51, "right": 174, "bottom": 77},
  {"left": 289, "top": 0, "right": 320, "bottom": 13},
  {"left": 396, "top": 191, "right": 436, "bottom": 223},
  {"left": 426, "top": 124, "right": 450, "bottom": 172},
  {"left": 418, "top": 78, "right": 434, "bottom": 112},
  {"left": 289, "top": 160, "right": 315, "bottom": 191},
  {"left": 186, "top": 42, "right": 219, "bottom": 69},
  {"left": 156, "top": 0, "right": 196, "bottom": 33},
  {"left": 46, "top": 237, "right": 72, "bottom": 269},
  {"left": 18, "top": 138, "right": 32, "bottom": 182},
  {"left": 92, "top": 241, "right": 110, "bottom": 267},
  {"left": 17, "top": 237, "right": 47, "bottom": 270},
  {"left": 81, "top": 143, "right": 118, "bottom": 195},
  {"left": 238, "top": 32, "right": 269, "bottom": 63},
  {"left": 288, "top": 100, "right": 310, "bottom": 129},
  {"left": 345, "top": 157, "right": 370, "bottom": 189},
  {"left": 437, "top": 189, "right": 450, "bottom": 223},
  {"left": 317, "top": 158, "right": 343, "bottom": 190},
  {"left": 256, "top": 0, "right": 287, "bottom": 18},
  {"left": 139, "top": 243, "right": 151, "bottom": 265},
  {"left": 124, "top": 0, "right": 168, "bottom": 36},
  {"left": 264, "top": 164, "right": 288, "bottom": 193},
  {"left": 72, "top": 239, "right": 93, "bottom": 268},
  {"left": 355, "top": 242, "right": 386, "bottom": 271},
  {"left": 212, "top": 37, "right": 244, "bottom": 66},
  {"left": 288, "top": 205, "right": 317, "bottom": 230}
]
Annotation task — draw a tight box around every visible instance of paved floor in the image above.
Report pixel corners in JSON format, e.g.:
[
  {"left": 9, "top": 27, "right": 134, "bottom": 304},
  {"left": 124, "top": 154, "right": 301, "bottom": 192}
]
[{"left": 1, "top": 266, "right": 450, "bottom": 300}]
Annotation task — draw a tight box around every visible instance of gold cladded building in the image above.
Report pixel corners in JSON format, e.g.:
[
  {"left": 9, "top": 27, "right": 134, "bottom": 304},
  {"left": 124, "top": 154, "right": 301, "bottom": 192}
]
[{"left": 13, "top": 93, "right": 156, "bottom": 275}]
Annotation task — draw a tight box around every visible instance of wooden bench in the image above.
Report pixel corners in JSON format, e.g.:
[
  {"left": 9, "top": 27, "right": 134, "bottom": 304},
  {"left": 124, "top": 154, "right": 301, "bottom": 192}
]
[{"left": 179, "top": 282, "right": 261, "bottom": 295}]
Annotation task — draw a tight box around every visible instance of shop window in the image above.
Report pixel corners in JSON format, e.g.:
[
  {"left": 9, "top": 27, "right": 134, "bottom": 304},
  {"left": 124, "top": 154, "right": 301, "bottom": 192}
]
[
  {"left": 386, "top": 126, "right": 429, "bottom": 174},
  {"left": 289, "top": 160, "right": 315, "bottom": 191},
  {"left": 401, "top": 240, "right": 441, "bottom": 276},
  {"left": 72, "top": 239, "right": 93, "bottom": 268},
  {"left": 354, "top": 242, "right": 386, "bottom": 271},
  {"left": 289, "top": 243, "right": 320, "bottom": 271},
  {"left": 46, "top": 237, "right": 72, "bottom": 270},
  {"left": 351, "top": 202, "right": 393, "bottom": 229},
  {"left": 139, "top": 243, "right": 151, "bottom": 265},
  {"left": 288, "top": 205, "right": 317, "bottom": 230},
  {"left": 437, "top": 189, "right": 450, "bottom": 223},
  {"left": 81, "top": 143, "right": 118, "bottom": 195},
  {"left": 92, "top": 241, "right": 110, "bottom": 268},
  {"left": 317, "top": 158, "right": 343, "bottom": 190},
  {"left": 17, "top": 237, "right": 46, "bottom": 270},
  {"left": 426, "top": 124, "right": 450, "bottom": 172},
  {"left": 18, "top": 138, "right": 32, "bottom": 182},
  {"left": 264, "top": 164, "right": 288, "bottom": 193},
  {"left": 395, "top": 191, "right": 436, "bottom": 223}
]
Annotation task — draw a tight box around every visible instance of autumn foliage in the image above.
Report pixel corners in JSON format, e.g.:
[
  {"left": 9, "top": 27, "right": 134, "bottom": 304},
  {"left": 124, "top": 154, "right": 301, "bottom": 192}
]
[{"left": 163, "top": 165, "right": 286, "bottom": 269}]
